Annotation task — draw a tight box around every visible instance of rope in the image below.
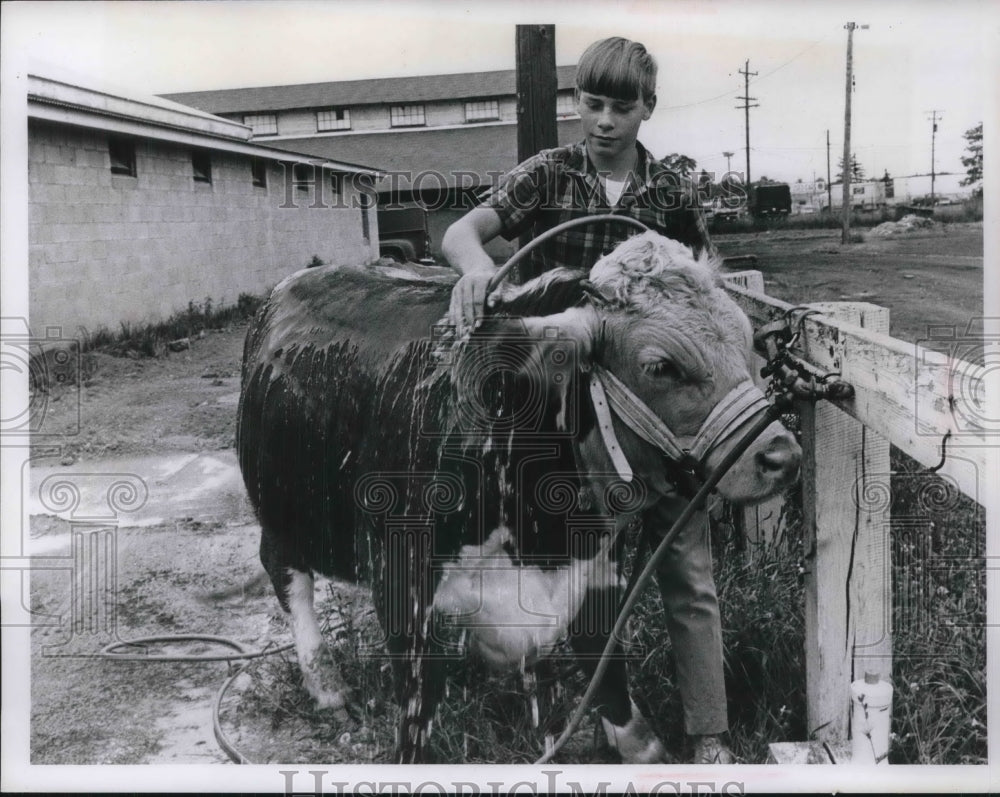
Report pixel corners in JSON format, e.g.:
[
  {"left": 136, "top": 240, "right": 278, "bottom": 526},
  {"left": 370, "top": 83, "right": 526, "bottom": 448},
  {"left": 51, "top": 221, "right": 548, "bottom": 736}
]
[
  {"left": 100, "top": 634, "right": 292, "bottom": 663},
  {"left": 486, "top": 215, "right": 651, "bottom": 291},
  {"left": 98, "top": 633, "right": 295, "bottom": 764},
  {"left": 533, "top": 403, "right": 782, "bottom": 764}
]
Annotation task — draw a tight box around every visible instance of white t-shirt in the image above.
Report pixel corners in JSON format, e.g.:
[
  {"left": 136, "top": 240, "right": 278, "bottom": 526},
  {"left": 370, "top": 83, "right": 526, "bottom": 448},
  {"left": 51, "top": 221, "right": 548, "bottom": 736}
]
[{"left": 603, "top": 177, "right": 627, "bottom": 206}]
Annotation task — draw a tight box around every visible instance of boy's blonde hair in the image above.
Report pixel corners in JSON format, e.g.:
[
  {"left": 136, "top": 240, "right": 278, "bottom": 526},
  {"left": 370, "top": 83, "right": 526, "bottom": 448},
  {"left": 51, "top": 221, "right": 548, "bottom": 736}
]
[{"left": 575, "top": 37, "right": 657, "bottom": 103}]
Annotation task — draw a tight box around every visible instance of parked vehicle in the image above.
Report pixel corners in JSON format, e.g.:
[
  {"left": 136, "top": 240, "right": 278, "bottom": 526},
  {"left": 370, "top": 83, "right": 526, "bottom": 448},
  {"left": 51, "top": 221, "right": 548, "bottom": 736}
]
[
  {"left": 748, "top": 183, "right": 792, "bottom": 217},
  {"left": 830, "top": 180, "right": 888, "bottom": 211},
  {"left": 377, "top": 206, "right": 434, "bottom": 263}
]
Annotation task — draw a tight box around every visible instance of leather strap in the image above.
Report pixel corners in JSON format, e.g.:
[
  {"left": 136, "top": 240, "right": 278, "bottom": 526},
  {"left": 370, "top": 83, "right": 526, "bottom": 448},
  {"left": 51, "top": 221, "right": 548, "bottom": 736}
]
[
  {"left": 590, "top": 364, "right": 770, "bottom": 479},
  {"left": 588, "top": 374, "right": 634, "bottom": 482},
  {"left": 688, "top": 380, "right": 771, "bottom": 461}
]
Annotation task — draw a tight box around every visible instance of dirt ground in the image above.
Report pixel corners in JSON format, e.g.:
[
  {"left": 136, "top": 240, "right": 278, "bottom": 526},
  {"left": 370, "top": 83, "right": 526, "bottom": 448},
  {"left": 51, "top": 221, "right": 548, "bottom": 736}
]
[{"left": 25, "top": 223, "right": 984, "bottom": 766}]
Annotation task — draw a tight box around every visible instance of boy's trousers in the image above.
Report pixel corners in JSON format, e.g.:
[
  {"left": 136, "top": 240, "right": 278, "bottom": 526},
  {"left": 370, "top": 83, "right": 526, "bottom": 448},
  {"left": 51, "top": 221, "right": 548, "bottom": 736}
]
[{"left": 645, "top": 500, "right": 729, "bottom": 736}]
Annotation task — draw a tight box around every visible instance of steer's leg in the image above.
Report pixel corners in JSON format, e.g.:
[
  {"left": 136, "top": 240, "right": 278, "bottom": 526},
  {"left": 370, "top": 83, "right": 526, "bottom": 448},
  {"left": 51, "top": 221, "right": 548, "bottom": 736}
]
[
  {"left": 569, "top": 585, "right": 668, "bottom": 764},
  {"left": 260, "top": 530, "right": 352, "bottom": 721}
]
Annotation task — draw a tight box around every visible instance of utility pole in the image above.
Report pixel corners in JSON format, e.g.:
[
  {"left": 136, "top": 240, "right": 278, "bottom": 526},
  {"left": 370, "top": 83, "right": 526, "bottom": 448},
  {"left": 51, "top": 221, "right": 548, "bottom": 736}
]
[
  {"left": 516, "top": 25, "right": 557, "bottom": 164},
  {"left": 736, "top": 61, "right": 758, "bottom": 186},
  {"left": 723, "top": 150, "right": 734, "bottom": 176},
  {"left": 841, "top": 22, "right": 867, "bottom": 244},
  {"left": 927, "top": 110, "right": 942, "bottom": 204},
  {"left": 826, "top": 129, "right": 833, "bottom": 211},
  {"left": 515, "top": 24, "right": 556, "bottom": 277}
]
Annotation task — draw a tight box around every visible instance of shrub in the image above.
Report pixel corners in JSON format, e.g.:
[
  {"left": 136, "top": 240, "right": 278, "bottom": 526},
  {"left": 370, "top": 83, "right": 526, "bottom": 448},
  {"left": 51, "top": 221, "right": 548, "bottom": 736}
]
[{"left": 84, "top": 292, "right": 267, "bottom": 358}]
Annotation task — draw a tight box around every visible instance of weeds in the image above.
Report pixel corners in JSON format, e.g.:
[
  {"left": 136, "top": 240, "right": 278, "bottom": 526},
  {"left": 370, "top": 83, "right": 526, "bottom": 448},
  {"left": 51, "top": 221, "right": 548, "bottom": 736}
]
[
  {"left": 231, "top": 453, "right": 984, "bottom": 765},
  {"left": 84, "top": 292, "right": 265, "bottom": 358}
]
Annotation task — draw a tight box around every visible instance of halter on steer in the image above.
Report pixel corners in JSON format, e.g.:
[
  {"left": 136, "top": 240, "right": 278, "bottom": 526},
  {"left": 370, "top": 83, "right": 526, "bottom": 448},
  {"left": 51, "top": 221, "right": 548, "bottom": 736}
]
[
  {"left": 490, "top": 215, "right": 773, "bottom": 496},
  {"left": 590, "top": 364, "right": 772, "bottom": 493}
]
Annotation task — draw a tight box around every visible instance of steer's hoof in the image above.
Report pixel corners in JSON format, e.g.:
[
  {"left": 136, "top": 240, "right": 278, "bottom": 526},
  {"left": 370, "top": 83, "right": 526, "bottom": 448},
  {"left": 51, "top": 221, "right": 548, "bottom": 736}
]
[
  {"left": 691, "top": 734, "right": 735, "bottom": 764},
  {"left": 310, "top": 687, "right": 358, "bottom": 724},
  {"left": 601, "top": 711, "right": 673, "bottom": 764}
]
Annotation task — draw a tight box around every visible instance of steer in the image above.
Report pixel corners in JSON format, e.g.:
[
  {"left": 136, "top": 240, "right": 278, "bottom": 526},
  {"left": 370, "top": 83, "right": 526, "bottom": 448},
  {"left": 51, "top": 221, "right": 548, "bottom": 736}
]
[{"left": 237, "top": 232, "right": 801, "bottom": 763}]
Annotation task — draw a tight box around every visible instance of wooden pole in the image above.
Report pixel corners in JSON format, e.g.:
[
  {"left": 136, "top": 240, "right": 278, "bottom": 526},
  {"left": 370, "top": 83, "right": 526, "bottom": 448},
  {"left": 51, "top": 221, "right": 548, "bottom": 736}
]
[
  {"left": 826, "top": 130, "right": 833, "bottom": 212},
  {"left": 841, "top": 23, "right": 856, "bottom": 244},
  {"left": 516, "top": 25, "right": 557, "bottom": 164},
  {"left": 799, "top": 301, "right": 891, "bottom": 742},
  {"left": 737, "top": 60, "right": 758, "bottom": 186},
  {"left": 515, "top": 25, "right": 557, "bottom": 280}
]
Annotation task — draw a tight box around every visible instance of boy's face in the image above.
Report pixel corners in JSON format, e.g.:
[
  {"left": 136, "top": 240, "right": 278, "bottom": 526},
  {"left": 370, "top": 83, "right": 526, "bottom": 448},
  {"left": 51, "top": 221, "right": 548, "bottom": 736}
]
[{"left": 576, "top": 89, "right": 655, "bottom": 164}]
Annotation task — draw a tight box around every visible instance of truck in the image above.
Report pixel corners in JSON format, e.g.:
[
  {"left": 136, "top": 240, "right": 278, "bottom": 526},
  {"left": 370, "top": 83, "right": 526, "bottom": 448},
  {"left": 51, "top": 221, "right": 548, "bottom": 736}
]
[
  {"left": 377, "top": 206, "right": 434, "bottom": 263},
  {"left": 829, "top": 180, "right": 888, "bottom": 211},
  {"left": 748, "top": 182, "right": 792, "bottom": 217}
]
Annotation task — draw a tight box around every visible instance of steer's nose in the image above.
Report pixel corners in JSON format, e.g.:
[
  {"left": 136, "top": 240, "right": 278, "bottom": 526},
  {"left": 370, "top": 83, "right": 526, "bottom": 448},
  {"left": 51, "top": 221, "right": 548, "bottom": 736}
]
[{"left": 755, "top": 437, "right": 800, "bottom": 482}]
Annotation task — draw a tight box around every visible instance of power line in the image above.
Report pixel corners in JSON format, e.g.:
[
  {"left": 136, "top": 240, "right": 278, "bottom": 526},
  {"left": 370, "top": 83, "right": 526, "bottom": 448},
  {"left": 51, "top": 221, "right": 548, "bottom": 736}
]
[
  {"left": 751, "top": 36, "right": 831, "bottom": 83},
  {"left": 662, "top": 36, "right": 830, "bottom": 111}
]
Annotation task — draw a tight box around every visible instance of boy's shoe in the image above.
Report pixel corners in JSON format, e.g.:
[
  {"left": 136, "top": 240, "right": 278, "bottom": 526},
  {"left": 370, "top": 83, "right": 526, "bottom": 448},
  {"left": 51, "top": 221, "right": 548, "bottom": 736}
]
[{"left": 691, "top": 734, "right": 734, "bottom": 764}]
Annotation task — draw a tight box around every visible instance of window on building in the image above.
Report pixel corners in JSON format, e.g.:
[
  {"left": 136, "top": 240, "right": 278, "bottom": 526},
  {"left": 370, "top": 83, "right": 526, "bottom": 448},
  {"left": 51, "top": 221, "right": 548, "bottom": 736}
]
[
  {"left": 317, "top": 108, "right": 351, "bottom": 132},
  {"left": 293, "top": 162, "right": 314, "bottom": 191},
  {"left": 390, "top": 104, "right": 426, "bottom": 128},
  {"left": 556, "top": 92, "right": 579, "bottom": 117},
  {"left": 192, "top": 150, "right": 212, "bottom": 183},
  {"left": 251, "top": 157, "right": 267, "bottom": 188},
  {"left": 464, "top": 99, "right": 500, "bottom": 123},
  {"left": 244, "top": 113, "right": 278, "bottom": 136},
  {"left": 108, "top": 136, "right": 137, "bottom": 176}
]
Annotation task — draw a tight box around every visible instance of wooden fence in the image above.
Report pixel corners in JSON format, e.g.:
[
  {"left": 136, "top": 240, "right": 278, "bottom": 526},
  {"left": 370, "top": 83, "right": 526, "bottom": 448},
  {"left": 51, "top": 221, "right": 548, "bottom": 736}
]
[{"left": 720, "top": 270, "right": 989, "bottom": 742}]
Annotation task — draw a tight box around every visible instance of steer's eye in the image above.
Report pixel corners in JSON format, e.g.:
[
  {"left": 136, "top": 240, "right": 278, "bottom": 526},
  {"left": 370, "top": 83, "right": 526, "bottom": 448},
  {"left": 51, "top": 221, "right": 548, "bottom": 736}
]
[{"left": 643, "top": 359, "right": 682, "bottom": 380}]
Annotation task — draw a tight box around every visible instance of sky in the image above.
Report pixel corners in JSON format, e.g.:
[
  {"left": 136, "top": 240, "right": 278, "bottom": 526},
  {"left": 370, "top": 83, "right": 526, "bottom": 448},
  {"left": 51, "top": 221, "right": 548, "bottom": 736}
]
[{"left": 5, "top": 0, "right": 995, "bottom": 189}]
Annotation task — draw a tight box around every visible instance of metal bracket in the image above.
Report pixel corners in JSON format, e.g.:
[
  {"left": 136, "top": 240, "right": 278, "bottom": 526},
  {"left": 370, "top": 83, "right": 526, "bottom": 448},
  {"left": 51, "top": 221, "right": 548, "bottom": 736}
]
[{"left": 753, "top": 313, "right": 855, "bottom": 404}]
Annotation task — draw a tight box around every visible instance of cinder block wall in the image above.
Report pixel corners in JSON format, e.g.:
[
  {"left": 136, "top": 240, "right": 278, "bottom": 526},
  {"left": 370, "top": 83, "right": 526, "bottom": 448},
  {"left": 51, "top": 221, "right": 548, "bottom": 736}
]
[{"left": 28, "top": 120, "right": 379, "bottom": 335}]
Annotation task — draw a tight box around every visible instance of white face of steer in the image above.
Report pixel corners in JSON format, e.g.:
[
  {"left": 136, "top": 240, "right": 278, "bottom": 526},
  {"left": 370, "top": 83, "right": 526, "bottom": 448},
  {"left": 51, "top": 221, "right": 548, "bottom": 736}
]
[{"left": 516, "top": 232, "right": 801, "bottom": 505}]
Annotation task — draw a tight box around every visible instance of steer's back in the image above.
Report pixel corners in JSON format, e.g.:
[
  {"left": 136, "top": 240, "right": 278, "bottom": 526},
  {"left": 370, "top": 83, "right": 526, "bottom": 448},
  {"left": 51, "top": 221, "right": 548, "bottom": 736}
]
[{"left": 237, "top": 263, "right": 455, "bottom": 581}]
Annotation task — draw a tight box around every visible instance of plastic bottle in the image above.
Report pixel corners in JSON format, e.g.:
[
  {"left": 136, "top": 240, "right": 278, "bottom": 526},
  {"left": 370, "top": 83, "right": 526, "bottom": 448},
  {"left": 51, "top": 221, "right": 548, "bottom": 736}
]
[{"left": 850, "top": 671, "right": 893, "bottom": 765}]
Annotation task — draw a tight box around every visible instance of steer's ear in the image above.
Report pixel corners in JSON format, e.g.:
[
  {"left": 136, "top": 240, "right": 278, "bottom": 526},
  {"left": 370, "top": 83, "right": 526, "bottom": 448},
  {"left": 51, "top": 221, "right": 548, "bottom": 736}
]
[
  {"left": 487, "top": 268, "right": 591, "bottom": 318},
  {"left": 516, "top": 305, "right": 600, "bottom": 369},
  {"left": 458, "top": 305, "right": 599, "bottom": 433}
]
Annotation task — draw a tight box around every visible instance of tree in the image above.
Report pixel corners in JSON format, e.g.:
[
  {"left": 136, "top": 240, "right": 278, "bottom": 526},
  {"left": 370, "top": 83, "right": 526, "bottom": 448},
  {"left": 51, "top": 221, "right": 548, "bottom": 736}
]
[
  {"left": 661, "top": 153, "right": 697, "bottom": 177},
  {"left": 836, "top": 154, "right": 865, "bottom": 183},
  {"left": 960, "top": 122, "right": 982, "bottom": 195}
]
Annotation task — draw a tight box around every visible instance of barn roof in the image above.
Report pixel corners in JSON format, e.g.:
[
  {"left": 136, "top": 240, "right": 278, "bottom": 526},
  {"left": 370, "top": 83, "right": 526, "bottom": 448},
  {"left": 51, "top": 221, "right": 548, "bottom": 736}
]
[
  {"left": 162, "top": 66, "right": 579, "bottom": 114},
  {"left": 275, "top": 119, "right": 584, "bottom": 192},
  {"left": 28, "top": 72, "right": 381, "bottom": 176}
]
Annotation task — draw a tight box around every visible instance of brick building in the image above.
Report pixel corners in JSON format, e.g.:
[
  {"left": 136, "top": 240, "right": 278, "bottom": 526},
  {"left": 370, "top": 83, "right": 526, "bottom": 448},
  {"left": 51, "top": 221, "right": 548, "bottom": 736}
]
[
  {"left": 163, "top": 66, "right": 582, "bottom": 196},
  {"left": 28, "top": 73, "right": 381, "bottom": 335},
  {"left": 164, "top": 68, "right": 585, "bottom": 258}
]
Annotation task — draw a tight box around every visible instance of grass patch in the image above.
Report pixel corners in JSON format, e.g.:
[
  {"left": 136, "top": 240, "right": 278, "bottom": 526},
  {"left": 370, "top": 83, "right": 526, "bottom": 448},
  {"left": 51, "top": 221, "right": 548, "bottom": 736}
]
[
  {"left": 84, "top": 292, "right": 265, "bottom": 358},
  {"left": 234, "top": 450, "right": 984, "bottom": 765}
]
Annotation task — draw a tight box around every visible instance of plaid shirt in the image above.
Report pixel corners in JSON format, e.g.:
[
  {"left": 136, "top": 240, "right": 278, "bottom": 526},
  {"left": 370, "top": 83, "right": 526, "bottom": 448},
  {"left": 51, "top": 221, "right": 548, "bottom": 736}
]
[{"left": 481, "top": 141, "right": 716, "bottom": 282}]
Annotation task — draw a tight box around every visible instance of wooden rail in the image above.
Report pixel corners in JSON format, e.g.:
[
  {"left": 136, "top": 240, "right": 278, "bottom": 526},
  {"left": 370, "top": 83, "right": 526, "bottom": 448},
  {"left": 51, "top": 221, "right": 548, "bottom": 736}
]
[{"left": 720, "top": 271, "right": 988, "bottom": 743}]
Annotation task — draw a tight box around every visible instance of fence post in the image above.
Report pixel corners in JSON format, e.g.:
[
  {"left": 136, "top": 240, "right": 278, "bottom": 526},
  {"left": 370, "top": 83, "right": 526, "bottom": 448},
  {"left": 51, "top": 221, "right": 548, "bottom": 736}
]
[
  {"left": 720, "top": 271, "right": 785, "bottom": 550},
  {"left": 799, "top": 302, "right": 891, "bottom": 742}
]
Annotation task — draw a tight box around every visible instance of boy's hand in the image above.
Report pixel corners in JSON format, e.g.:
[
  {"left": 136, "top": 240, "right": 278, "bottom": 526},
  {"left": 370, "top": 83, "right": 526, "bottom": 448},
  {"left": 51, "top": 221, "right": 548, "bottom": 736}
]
[
  {"left": 441, "top": 207, "right": 505, "bottom": 333},
  {"left": 449, "top": 268, "right": 495, "bottom": 334}
]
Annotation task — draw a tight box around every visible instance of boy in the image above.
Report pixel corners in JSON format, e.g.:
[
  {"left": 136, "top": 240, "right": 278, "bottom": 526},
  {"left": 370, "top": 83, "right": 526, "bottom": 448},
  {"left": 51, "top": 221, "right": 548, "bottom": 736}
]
[
  {"left": 444, "top": 36, "right": 715, "bottom": 330},
  {"left": 441, "top": 37, "right": 733, "bottom": 765}
]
